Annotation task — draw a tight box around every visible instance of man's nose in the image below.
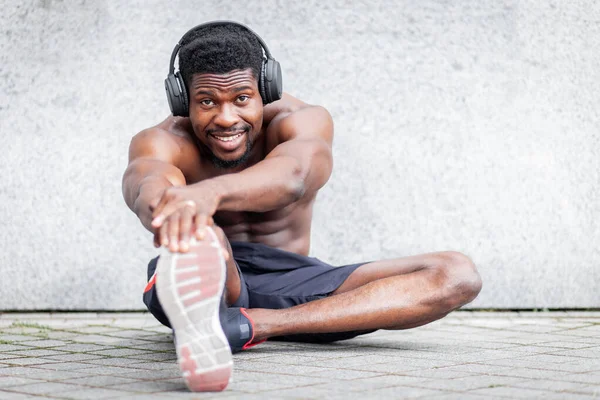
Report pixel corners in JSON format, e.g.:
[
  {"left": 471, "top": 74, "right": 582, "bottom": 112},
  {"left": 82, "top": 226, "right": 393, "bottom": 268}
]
[{"left": 213, "top": 103, "right": 239, "bottom": 128}]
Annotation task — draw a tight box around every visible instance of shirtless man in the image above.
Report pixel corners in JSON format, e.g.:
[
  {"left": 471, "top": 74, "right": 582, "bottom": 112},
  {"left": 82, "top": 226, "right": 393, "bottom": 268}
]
[{"left": 122, "top": 21, "right": 482, "bottom": 392}]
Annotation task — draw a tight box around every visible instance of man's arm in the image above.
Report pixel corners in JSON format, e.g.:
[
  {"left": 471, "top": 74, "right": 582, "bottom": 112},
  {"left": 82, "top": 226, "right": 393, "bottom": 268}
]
[
  {"left": 122, "top": 128, "right": 186, "bottom": 232},
  {"left": 216, "top": 105, "right": 334, "bottom": 212},
  {"left": 151, "top": 105, "right": 334, "bottom": 224}
]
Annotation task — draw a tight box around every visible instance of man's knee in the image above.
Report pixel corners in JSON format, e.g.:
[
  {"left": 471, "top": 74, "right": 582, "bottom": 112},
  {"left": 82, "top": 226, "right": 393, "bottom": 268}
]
[{"left": 431, "top": 251, "right": 482, "bottom": 310}]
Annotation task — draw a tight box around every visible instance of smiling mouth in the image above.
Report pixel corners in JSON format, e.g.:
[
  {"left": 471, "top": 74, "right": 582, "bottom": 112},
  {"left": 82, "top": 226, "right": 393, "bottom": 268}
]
[{"left": 211, "top": 132, "right": 244, "bottom": 142}]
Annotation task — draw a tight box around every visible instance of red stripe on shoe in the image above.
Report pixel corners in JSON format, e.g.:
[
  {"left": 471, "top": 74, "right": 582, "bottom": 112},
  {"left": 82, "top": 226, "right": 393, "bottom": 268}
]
[
  {"left": 240, "top": 308, "right": 267, "bottom": 350},
  {"left": 143, "top": 272, "right": 157, "bottom": 293}
]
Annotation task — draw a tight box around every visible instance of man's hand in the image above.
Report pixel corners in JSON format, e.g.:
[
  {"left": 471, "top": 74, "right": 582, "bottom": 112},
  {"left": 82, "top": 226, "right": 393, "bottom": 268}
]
[{"left": 150, "top": 183, "right": 221, "bottom": 253}]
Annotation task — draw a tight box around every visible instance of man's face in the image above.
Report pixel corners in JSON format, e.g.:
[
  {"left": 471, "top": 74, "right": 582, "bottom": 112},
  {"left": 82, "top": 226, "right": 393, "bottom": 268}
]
[{"left": 188, "top": 68, "right": 263, "bottom": 169}]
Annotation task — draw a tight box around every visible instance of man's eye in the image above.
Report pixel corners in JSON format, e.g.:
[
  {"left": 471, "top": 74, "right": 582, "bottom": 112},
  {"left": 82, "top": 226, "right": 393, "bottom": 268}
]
[
  {"left": 200, "top": 99, "right": 214, "bottom": 106},
  {"left": 237, "top": 95, "right": 249, "bottom": 103}
]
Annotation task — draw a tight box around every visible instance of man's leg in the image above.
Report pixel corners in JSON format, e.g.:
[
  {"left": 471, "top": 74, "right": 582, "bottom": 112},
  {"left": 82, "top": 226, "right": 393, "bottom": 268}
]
[
  {"left": 244, "top": 251, "right": 482, "bottom": 341},
  {"left": 205, "top": 226, "right": 482, "bottom": 341}
]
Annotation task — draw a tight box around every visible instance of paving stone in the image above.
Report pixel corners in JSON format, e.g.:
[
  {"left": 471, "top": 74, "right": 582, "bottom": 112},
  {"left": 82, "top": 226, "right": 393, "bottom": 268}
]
[
  {"left": 400, "top": 367, "right": 478, "bottom": 380},
  {"left": 108, "top": 380, "right": 185, "bottom": 393},
  {"left": 100, "top": 329, "right": 157, "bottom": 339},
  {"left": 41, "top": 331, "right": 81, "bottom": 341},
  {"left": 77, "top": 365, "right": 148, "bottom": 376},
  {"left": 0, "top": 354, "right": 22, "bottom": 361},
  {"left": 360, "top": 385, "right": 449, "bottom": 398},
  {"left": 110, "top": 393, "right": 230, "bottom": 400},
  {"left": 17, "top": 339, "right": 68, "bottom": 348},
  {"left": 268, "top": 384, "right": 372, "bottom": 399},
  {"left": 468, "top": 386, "right": 557, "bottom": 398},
  {"left": 411, "top": 375, "right": 529, "bottom": 391},
  {"left": 484, "top": 358, "right": 598, "bottom": 373},
  {"left": 292, "top": 375, "right": 433, "bottom": 392},
  {"left": 52, "top": 343, "right": 114, "bottom": 353},
  {"left": 69, "top": 335, "right": 132, "bottom": 344},
  {"left": 0, "top": 381, "right": 84, "bottom": 395},
  {"left": 0, "top": 328, "right": 46, "bottom": 335},
  {"left": 512, "top": 379, "right": 596, "bottom": 393},
  {"left": 533, "top": 341, "right": 600, "bottom": 349},
  {"left": 119, "top": 368, "right": 181, "bottom": 380},
  {"left": 126, "top": 342, "right": 175, "bottom": 351},
  {"left": 80, "top": 357, "right": 148, "bottom": 367},
  {"left": 120, "top": 361, "right": 178, "bottom": 371},
  {"left": 0, "top": 335, "right": 38, "bottom": 342},
  {"left": 51, "top": 313, "right": 100, "bottom": 320},
  {"left": 0, "top": 367, "right": 91, "bottom": 381},
  {"left": 235, "top": 360, "right": 378, "bottom": 380},
  {"left": 59, "top": 375, "right": 143, "bottom": 387},
  {"left": 547, "top": 348, "right": 600, "bottom": 359},
  {"left": 6, "top": 349, "right": 68, "bottom": 358},
  {"left": 0, "top": 390, "right": 34, "bottom": 399},
  {"left": 1, "top": 357, "right": 63, "bottom": 367},
  {"left": 54, "top": 387, "right": 135, "bottom": 399},
  {"left": 42, "top": 353, "right": 107, "bottom": 362},
  {"left": 125, "top": 352, "right": 177, "bottom": 362},
  {"left": 87, "top": 348, "right": 153, "bottom": 357},
  {"left": 426, "top": 394, "right": 506, "bottom": 400},
  {"left": 229, "top": 372, "right": 329, "bottom": 393},
  {"left": 35, "top": 362, "right": 100, "bottom": 371},
  {"left": 556, "top": 373, "right": 600, "bottom": 385},
  {"left": 490, "top": 366, "right": 577, "bottom": 380},
  {"left": 0, "top": 376, "right": 47, "bottom": 388},
  {"left": 73, "top": 327, "right": 122, "bottom": 334},
  {"left": 0, "top": 345, "right": 30, "bottom": 352},
  {"left": 530, "top": 392, "right": 600, "bottom": 400}
]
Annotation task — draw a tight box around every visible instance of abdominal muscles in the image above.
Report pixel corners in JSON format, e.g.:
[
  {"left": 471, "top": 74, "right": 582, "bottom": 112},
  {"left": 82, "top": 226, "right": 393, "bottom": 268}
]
[{"left": 215, "top": 201, "right": 314, "bottom": 256}]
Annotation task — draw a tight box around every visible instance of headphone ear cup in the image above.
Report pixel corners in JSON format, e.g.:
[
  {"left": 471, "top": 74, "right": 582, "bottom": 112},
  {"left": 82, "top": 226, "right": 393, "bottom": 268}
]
[
  {"left": 261, "top": 59, "right": 282, "bottom": 104},
  {"left": 175, "top": 72, "right": 189, "bottom": 117},
  {"left": 164, "top": 73, "right": 189, "bottom": 116},
  {"left": 259, "top": 61, "right": 268, "bottom": 104}
]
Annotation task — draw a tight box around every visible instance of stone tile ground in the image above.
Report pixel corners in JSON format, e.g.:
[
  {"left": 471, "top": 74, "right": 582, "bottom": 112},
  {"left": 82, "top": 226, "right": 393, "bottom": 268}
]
[{"left": 0, "top": 312, "right": 598, "bottom": 399}]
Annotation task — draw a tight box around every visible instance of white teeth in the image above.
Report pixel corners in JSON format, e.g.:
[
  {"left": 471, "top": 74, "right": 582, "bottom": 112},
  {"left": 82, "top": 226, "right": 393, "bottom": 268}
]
[{"left": 214, "top": 133, "right": 242, "bottom": 142}]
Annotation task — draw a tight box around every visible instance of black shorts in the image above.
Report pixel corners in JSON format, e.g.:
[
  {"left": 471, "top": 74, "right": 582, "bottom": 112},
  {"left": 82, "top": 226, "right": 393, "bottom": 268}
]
[{"left": 143, "top": 241, "right": 376, "bottom": 343}]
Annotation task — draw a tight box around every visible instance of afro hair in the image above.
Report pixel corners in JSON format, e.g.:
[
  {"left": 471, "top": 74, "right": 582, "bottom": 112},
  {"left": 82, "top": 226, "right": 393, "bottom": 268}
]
[{"left": 178, "top": 23, "right": 264, "bottom": 88}]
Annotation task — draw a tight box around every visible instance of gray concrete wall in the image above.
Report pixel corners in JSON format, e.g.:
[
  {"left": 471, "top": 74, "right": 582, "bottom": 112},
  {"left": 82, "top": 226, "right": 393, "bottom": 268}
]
[{"left": 1, "top": 0, "right": 598, "bottom": 310}]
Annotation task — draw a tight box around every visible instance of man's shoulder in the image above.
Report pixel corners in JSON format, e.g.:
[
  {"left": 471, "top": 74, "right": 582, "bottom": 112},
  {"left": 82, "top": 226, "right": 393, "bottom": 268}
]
[
  {"left": 263, "top": 93, "right": 333, "bottom": 144},
  {"left": 129, "top": 116, "right": 199, "bottom": 168},
  {"left": 133, "top": 116, "right": 194, "bottom": 145},
  {"left": 262, "top": 93, "right": 308, "bottom": 122}
]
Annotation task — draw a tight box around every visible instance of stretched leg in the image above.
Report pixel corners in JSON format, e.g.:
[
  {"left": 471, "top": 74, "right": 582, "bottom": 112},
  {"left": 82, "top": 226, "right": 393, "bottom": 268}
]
[
  {"left": 246, "top": 251, "right": 482, "bottom": 341},
  {"left": 212, "top": 227, "right": 243, "bottom": 306}
]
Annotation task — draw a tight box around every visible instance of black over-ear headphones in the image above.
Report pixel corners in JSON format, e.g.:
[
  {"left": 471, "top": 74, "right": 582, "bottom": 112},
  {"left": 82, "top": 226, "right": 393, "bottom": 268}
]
[{"left": 165, "top": 20, "right": 283, "bottom": 117}]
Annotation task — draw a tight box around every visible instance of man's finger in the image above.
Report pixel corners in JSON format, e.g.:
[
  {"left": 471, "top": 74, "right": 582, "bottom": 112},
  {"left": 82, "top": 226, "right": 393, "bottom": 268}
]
[
  {"left": 159, "top": 221, "right": 169, "bottom": 248},
  {"left": 151, "top": 190, "right": 171, "bottom": 220},
  {"left": 194, "top": 214, "right": 210, "bottom": 240},
  {"left": 167, "top": 214, "right": 180, "bottom": 252},
  {"left": 179, "top": 205, "right": 195, "bottom": 252}
]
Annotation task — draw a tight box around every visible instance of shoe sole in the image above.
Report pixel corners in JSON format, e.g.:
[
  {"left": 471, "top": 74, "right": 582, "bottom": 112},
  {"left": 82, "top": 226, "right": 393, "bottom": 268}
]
[{"left": 155, "top": 228, "right": 232, "bottom": 392}]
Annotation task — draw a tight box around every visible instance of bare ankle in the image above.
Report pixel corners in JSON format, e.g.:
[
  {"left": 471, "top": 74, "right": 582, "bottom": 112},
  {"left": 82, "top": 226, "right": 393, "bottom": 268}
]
[{"left": 244, "top": 308, "right": 281, "bottom": 342}]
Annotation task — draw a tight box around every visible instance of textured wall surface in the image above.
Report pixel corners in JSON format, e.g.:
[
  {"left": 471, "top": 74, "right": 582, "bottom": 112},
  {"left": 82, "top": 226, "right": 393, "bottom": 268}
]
[{"left": 1, "top": 0, "right": 598, "bottom": 310}]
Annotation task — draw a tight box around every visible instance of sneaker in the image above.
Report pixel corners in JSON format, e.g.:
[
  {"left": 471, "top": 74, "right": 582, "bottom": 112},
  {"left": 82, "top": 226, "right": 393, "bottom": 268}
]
[
  {"left": 155, "top": 227, "right": 232, "bottom": 392},
  {"left": 222, "top": 306, "right": 264, "bottom": 353}
]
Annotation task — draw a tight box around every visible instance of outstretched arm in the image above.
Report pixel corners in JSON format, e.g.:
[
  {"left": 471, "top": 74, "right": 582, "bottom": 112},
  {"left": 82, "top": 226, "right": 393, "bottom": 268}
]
[{"left": 122, "top": 128, "right": 186, "bottom": 232}]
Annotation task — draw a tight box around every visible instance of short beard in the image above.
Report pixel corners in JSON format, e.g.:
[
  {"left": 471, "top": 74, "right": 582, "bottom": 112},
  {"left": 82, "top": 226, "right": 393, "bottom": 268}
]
[{"left": 209, "top": 134, "right": 253, "bottom": 169}]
